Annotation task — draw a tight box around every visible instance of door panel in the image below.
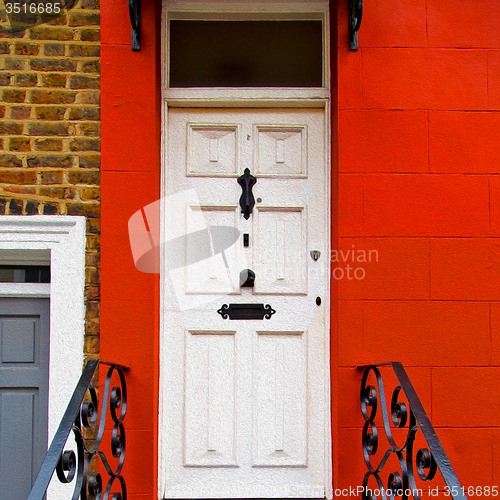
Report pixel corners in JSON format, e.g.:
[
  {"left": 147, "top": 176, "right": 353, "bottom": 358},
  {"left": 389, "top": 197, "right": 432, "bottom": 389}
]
[
  {"left": 184, "top": 330, "right": 237, "bottom": 467},
  {"left": 162, "top": 108, "right": 329, "bottom": 498},
  {"left": 254, "top": 124, "right": 307, "bottom": 177},
  {"left": 253, "top": 330, "right": 307, "bottom": 467},
  {"left": 254, "top": 208, "right": 306, "bottom": 294},
  {"left": 0, "top": 298, "right": 50, "bottom": 500}
]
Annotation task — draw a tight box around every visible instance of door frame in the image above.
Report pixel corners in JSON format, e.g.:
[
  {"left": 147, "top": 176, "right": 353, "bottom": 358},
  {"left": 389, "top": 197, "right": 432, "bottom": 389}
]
[
  {"left": 159, "top": 1, "right": 332, "bottom": 498},
  {"left": 0, "top": 216, "right": 86, "bottom": 499}
]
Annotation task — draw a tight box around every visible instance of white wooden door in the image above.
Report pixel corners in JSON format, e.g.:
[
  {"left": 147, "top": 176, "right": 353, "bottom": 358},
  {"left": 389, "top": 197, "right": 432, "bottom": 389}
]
[{"left": 161, "top": 107, "right": 330, "bottom": 499}]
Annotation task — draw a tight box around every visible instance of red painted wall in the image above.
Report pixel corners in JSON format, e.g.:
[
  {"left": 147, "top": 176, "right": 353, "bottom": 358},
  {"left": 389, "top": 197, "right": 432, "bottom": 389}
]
[
  {"left": 337, "top": 0, "right": 500, "bottom": 494},
  {"left": 100, "top": 0, "right": 161, "bottom": 498},
  {"left": 100, "top": 0, "right": 500, "bottom": 497}
]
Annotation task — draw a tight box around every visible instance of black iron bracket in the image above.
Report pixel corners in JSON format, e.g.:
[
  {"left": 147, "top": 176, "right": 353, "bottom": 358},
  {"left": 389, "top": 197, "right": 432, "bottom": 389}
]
[
  {"left": 349, "top": 0, "right": 363, "bottom": 51},
  {"left": 218, "top": 303, "right": 275, "bottom": 320},
  {"left": 129, "top": 0, "right": 141, "bottom": 51},
  {"left": 237, "top": 168, "right": 257, "bottom": 220}
]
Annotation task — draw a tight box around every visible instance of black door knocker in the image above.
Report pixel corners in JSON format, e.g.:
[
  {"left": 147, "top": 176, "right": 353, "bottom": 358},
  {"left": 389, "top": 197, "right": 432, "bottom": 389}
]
[{"left": 237, "top": 168, "right": 257, "bottom": 219}]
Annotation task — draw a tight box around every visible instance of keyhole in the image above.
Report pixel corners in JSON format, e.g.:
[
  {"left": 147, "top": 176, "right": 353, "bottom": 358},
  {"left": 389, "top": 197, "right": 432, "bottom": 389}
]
[{"left": 247, "top": 135, "right": 251, "bottom": 140}]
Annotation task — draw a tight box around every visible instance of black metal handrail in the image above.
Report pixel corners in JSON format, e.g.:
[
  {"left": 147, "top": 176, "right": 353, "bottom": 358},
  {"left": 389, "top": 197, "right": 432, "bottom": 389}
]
[
  {"left": 28, "top": 359, "right": 129, "bottom": 500},
  {"left": 360, "top": 362, "right": 467, "bottom": 500}
]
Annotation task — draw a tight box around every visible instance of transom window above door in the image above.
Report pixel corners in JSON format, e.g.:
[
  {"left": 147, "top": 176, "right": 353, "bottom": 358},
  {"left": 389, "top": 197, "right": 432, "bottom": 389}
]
[{"left": 168, "top": 20, "right": 323, "bottom": 87}]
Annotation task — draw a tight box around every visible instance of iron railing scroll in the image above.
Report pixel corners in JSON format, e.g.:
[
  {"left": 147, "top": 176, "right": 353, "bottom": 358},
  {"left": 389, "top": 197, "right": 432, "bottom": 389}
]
[
  {"left": 360, "top": 362, "right": 467, "bottom": 500},
  {"left": 28, "top": 359, "right": 129, "bottom": 500}
]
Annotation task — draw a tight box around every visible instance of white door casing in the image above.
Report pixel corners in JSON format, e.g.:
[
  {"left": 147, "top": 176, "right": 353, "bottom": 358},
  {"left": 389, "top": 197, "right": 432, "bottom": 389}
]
[
  {"left": 0, "top": 216, "right": 86, "bottom": 500},
  {"left": 160, "top": 2, "right": 331, "bottom": 498},
  {"left": 160, "top": 107, "right": 331, "bottom": 499}
]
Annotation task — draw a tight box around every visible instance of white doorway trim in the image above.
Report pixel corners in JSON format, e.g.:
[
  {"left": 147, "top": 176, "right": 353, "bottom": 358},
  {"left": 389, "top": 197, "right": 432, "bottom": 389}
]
[
  {"left": 159, "top": 2, "right": 332, "bottom": 499},
  {"left": 0, "top": 216, "right": 86, "bottom": 481}
]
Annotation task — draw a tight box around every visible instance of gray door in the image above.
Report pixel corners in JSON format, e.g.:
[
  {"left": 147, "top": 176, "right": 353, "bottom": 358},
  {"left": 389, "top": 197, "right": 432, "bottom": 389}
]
[{"left": 0, "top": 298, "right": 50, "bottom": 499}]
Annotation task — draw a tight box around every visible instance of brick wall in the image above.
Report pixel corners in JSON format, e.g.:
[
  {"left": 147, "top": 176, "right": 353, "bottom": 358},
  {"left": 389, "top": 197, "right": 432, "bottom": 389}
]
[{"left": 0, "top": 0, "right": 100, "bottom": 362}]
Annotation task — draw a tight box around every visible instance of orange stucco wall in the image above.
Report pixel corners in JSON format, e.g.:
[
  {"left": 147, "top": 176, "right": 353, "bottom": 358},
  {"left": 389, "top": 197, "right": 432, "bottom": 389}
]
[
  {"left": 336, "top": 0, "right": 500, "bottom": 494},
  {"left": 100, "top": 0, "right": 500, "bottom": 498},
  {"left": 100, "top": 0, "right": 161, "bottom": 497}
]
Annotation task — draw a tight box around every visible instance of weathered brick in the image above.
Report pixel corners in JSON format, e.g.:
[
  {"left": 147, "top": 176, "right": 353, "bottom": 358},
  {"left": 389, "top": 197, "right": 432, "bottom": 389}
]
[
  {"left": 69, "top": 44, "right": 99, "bottom": 57},
  {"left": 86, "top": 234, "right": 100, "bottom": 251},
  {"left": 35, "top": 106, "right": 66, "bottom": 120},
  {"left": 86, "top": 251, "right": 100, "bottom": 267},
  {"left": 39, "top": 187, "right": 65, "bottom": 198},
  {"left": 30, "top": 28, "right": 75, "bottom": 41},
  {"left": 70, "top": 138, "right": 100, "bottom": 151},
  {"left": 69, "top": 75, "right": 100, "bottom": 89},
  {"left": 9, "top": 137, "right": 30, "bottom": 151},
  {"left": 41, "top": 73, "right": 67, "bottom": 87},
  {"left": 75, "top": 91, "right": 99, "bottom": 105},
  {"left": 30, "top": 59, "right": 76, "bottom": 72},
  {"left": 69, "top": 12, "right": 100, "bottom": 26},
  {"left": 3, "top": 89, "right": 26, "bottom": 103},
  {"left": 68, "top": 202, "right": 100, "bottom": 218},
  {"left": 85, "top": 284, "right": 100, "bottom": 301},
  {"left": 0, "top": 155, "right": 23, "bottom": 167},
  {"left": 68, "top": 107, "right": 99, "bottom": 120},
  {"left": 11, "top": 106, "right": 31, "bottom": 119},
  {"left": 79, "top": 155, "right": 100, "bottom": 168},
  {"left": 0, "top": 171, "right": 37, "bottom": 183},
  {"left": 40, "top": 186, "right": 76, "bottom": 199},
  {"left": 0, "top": 27, "right": 25, "bottom": 39},
  {"left": 34, "top": 138, "right": 63, "bottom": 151},
  {"left": 31, "top": 89, "right": 76, "bottom": 104},
  {"left": 40, "top": 171, "right": 63, "bottom": 184},
  {"left": 80, "top": 0, "right": 100, "bottom": 9},
  {"left": 0, "top": 41, "right": 10, "bottom": 54},
  {"left": 82, "top": 60, "right": 100, "bottom": 73},
  {"left": 15, "top": 43, "right": 39, "bottom": 56},
  {"left": 9, "top": 13, "right": 37, "bottom": 25},
  {"left": 42, "top": 203, "right": 58, "bottom": 214},
  {"left": 81, "top": 187, "right": 100, "bottom": 201},
  {"left": 0, "top": 73, "right": 11, "bottom": 86},
  {"left": 85, "top": 267, "right": 100, "bottom": 283},
  {"left": 28, "top": 122, "right": 69, "bottom": 135},
  {"left": 5, "top": 58, "right": 26, "bottom": 70},
  {"left": 9, "top": 199, "right": 23, "bottom": 215},
  {"left": 0, "top": 200, "right": 6, "bottom": 216},
  {"left": 43, "top": 43, "right": 65, "bottom": 56},
  {"left": 85, "top": 300, "right": 99, "bottom": 319},
  {"left": 84, "top": 335, "right": 99, "bottom": 354},
  {"left": 15, "top": 73, "right": 37, "bottom": 86},
  {"left": 25, "top": 200, "right": 39, "bottom": 214},
  {"left": 79, "top": 123, "right": 100, "bottom": 136},
  {"left": 0, "top": 107, "right": 5, "bottom": 119},
  {"left": 3, "top": 185, "right": 36, "bottom": 195},
  {"left": 68, "top": 170, "right": 100, "bottom": 185},
  {"left": 27, "top": 155, "right": 73, "bottom": 168},
  {"left": 0, "top": 122, "right": 24, "bottom": 135},
  {"left": 87, "top": 217, "right": 100, "bottom": 234},
  {"left": 43, "top": 14, "right": 68, "bottom": 26},
  {"left": 81, "top": 30, "right": 100, "bottom": 42}
]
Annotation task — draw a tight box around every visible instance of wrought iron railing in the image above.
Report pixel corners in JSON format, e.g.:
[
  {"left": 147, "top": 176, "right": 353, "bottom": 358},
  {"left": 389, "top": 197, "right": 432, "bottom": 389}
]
[
  {"left": 360, "top": 362, "right": 467, "bottom": 500},
  {"left": 28, "top": 359, "right": 129, "bottom": 500}
]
